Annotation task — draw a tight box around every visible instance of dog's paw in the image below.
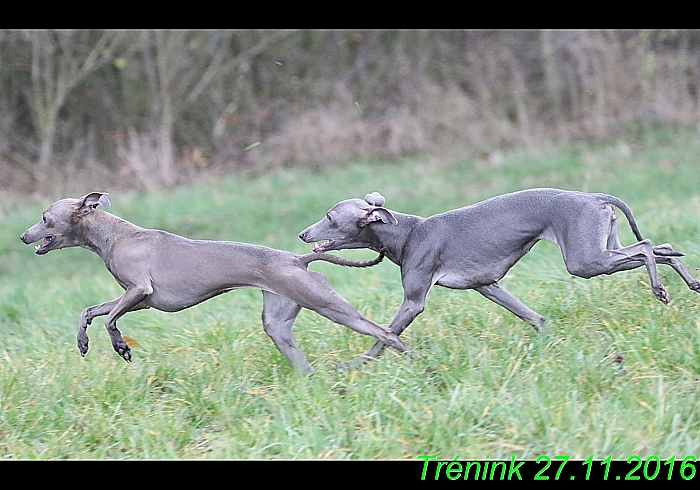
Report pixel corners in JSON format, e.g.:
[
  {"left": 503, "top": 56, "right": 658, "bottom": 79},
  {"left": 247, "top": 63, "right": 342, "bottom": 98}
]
[
  {"left": 77, "top": 332, "right": 89, "bottom": 357},
  {"left": 333, "top": 357, "right": 368, "bottom": 371},
  {"left": 119, "top": 347, "right": 132, "bottom": 363},
  {"left": 653, "top": 243, "right": 684, "bottom": 257},
  {"left": 653, "top": 284, "right": 670, "bottom": 304},
  {"left": 383, "top": 332, "right": 408, "bottom": 352},
  {"left": 112, "top": 342, "right": 132, "bottom": 362}
]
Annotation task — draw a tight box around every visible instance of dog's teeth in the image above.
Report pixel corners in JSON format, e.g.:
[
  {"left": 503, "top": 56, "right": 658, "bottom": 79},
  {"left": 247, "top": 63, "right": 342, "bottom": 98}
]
[{"left": 35, "top": 245, "right": 39, "bottom": 251}]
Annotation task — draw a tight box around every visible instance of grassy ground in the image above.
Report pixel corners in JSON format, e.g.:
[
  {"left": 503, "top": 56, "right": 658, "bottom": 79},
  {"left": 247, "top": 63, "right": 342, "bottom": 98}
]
[{"left": 1, "top": 127, "right": 699, "bottom": 459}]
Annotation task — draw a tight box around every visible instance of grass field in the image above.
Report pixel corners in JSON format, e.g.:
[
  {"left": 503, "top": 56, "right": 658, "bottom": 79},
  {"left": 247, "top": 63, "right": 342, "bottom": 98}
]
[{"left": 1, "top": 128, "right": 699, "bottom": 459}]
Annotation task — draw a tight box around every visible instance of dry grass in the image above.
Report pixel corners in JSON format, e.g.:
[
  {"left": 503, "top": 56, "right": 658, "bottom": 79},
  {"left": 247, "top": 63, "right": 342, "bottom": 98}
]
[{"left": 1, "top": 127, "right": 699, "bottom": 459}]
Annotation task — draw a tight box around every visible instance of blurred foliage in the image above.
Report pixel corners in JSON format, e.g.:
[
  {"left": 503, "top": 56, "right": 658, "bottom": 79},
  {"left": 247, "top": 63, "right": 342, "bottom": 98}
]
[{"left": 1, "top": 30, "right": 699, "bottom": 194}]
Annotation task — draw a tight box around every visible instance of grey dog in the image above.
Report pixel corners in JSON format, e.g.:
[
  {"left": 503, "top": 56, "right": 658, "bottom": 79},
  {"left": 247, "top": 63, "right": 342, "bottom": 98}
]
[
  {"left": 300, "top": 188, "right": 700, "bottom": 367},
  {"left": 20, "top": 192, "right": 407, "bottom": 371}
]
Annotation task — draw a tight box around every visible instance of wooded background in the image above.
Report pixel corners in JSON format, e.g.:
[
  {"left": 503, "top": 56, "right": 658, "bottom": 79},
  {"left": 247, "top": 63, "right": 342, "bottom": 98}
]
[{"left": 1, "top": 30, "right": 699, "bottom": 193}]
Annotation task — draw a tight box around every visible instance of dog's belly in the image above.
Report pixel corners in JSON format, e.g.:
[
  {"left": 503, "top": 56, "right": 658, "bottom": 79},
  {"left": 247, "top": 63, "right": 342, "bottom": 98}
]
[
  {"left": 436, "top": 272, "right": 496, "bottom": 289},
  {"left": 431, "top": 231, "right": 552, "bottom": 290},
  {"left": 433, "top": 250, "right": 527, "bottom": 289},
  {"left": 145, "top": 284, "right": 246, "bottom": 312}
]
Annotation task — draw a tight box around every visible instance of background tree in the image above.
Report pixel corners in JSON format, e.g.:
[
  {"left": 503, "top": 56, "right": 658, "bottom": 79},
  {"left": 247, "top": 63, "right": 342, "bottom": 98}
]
[{"left": 1, "top": 30, "right": 699, "bottom": 194}]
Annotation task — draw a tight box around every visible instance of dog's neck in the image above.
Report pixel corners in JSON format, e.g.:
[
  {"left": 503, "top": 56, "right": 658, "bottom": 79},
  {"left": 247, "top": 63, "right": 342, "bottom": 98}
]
[
  {"left": 366, "top": 211, "right": 421, "bottom": 265},
  {"left": 76, "top": 211, "right": 144, "bottom": 261}
]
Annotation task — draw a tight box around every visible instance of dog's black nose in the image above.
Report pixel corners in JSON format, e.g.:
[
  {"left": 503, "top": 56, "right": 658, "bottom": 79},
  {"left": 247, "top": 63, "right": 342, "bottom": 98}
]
[
  {"left": 299, "top": 230, "right": 306, "bottom": 240},
  {"left": 20, "top": 232, "right": 27, "bottom": 243}
]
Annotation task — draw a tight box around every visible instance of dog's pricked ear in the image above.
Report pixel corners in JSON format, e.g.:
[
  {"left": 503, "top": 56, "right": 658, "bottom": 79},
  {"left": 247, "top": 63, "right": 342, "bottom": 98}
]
[
  {"left": 364, "top": 192, "right": 385, "bottom": 207},
  {"left": 73, "top": 192, "right": 111, "bottom": 217},
  {"left": 360, "top": 207, "right": 398, "bottom": 226}
]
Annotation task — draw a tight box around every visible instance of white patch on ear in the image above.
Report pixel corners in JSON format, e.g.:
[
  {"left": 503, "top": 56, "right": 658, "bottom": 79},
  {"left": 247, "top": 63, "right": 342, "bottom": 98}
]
[
  {"left": 95, "top": 194, "right": 111, "bottom": 207},
  {"left": 73, "top": 192, "right": 111, "bottom": 217},
  {"left": 367, "top": 210, "right": 383, "bottom": 223},
  {"left": 368, "top": 208, "right": 398, "bottom": 225}
]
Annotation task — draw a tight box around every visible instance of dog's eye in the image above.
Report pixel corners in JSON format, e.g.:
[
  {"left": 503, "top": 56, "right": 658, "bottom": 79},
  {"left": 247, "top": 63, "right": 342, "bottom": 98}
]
[
  {"left": 42, "top": 214, "right": 47, "bottom": 224},
  {"left": 326, "top": 213, "right": 332, "bottom": 221}
]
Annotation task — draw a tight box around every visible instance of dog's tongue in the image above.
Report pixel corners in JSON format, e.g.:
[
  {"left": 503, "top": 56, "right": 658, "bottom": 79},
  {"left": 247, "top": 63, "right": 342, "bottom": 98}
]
[{"left": 35, "top": 236, "right": 52, "bottom": 254}]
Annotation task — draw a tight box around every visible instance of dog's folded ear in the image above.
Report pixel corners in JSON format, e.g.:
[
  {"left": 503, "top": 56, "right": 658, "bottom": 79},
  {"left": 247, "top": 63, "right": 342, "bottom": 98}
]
[
  {"left": 360, "top": 207, "right": 398, "bottom": 226},
  {"left": 362, "top": 193, "right": 397, "bottom": 225},
  {"left": 364, "top": 192, "right": 385, "bottom": 207},
  {"left": 73, "top": 192, "right": 111, "bottom": 217}
]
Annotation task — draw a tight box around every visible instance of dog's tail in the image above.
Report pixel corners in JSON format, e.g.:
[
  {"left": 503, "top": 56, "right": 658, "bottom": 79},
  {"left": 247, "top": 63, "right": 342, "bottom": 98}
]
[
  {"left": 595, "top": 194, "right": 644, "bottom": 241},
  {"left": 595, "top": 194, "right": 684, "bottom": 256},
  {"left": 299, "top": 249, "right": 386, "bottom": 268}
]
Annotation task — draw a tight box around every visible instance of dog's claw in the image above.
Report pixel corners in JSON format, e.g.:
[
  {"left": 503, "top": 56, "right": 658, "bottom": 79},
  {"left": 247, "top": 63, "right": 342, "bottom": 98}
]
[
  {"left": 113, "top": 342, "right": 132, "bottom": 362},
  {"left": 653, "top": 284, "right": 670, "bottom": 304},
  {"left": 119, "top": 347, "right": 132, "bottom": 362},
  {"left": 379, "top": 329, "right": 407, "bottom": 352},
  {"left": 77, "top": 333, "right": 89, "bottom": 357},
  {"left": 333, "top": 355, "right": 371, "bottom": 371}
]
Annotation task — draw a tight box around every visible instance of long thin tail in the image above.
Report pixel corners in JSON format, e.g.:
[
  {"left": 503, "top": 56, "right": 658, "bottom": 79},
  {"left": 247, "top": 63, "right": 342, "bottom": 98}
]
[
  {"left": 595, "top": 193, "right": 645, "bottom": 241},
  {"left": 299, "top": 249, "right": 386, "bottom": 268},
  {"left": 595, "top": 193, "right": 684, "bottom": 256}
]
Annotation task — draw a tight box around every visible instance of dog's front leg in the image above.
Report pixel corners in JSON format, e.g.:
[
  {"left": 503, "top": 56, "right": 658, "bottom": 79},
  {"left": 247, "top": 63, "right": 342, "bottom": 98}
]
[
  {"left": 78, "top": 297, "right": 151, "bottom": 358},
  {"left": 78, "top": 298, "right": 121, "bottom": 357},
  {"left": 102, "top": 284, "right": 153, "bottom": 362},
  {"left": 337, "top": 273, "right": 431, "bottom": 370}
]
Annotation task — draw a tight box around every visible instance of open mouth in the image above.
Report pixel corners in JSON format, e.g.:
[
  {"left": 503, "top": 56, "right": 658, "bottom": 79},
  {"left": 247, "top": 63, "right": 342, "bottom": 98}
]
[
  {"left": 35, "top": 235, "right": 54, "bottom": 255},
  {"left": 313, "top": 240, "right": 334, "bottom": 253}
]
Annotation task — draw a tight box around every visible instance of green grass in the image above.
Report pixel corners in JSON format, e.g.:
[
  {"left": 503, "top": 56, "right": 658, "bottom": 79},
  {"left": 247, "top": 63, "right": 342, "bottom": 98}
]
[{"left": 1, "top": 127, "right": 700, "bottom": 459}]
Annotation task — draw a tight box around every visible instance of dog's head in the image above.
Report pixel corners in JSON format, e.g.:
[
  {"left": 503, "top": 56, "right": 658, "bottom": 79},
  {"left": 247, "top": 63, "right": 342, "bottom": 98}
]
[
  {"left": 299, "top": 192, "right": 397, "bottom": 253},
  {"left": 20, "top": 192, "right": 110, "bottom": 255}
]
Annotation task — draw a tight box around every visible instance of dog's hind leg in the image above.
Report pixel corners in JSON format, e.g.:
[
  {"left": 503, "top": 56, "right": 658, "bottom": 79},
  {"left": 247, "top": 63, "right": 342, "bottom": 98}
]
[
  {"left": 272, "top": 269, "right": 408, "bottom": 353},
  {"left": 555, "top": 207, "right": 668, "bottom": 303},
  {"left": 606, "top": 222, "right": 699, "bottom": 293},
  {"left": 261, "top": 291, "right": 309, "bottom": 372},
  {"left": 475, "top": 282, "right": 545, "bottom": 330},
  {"left": 654, "top": 254, "right": 700, "bottom": 292},
  {"left": 563, "top": 239, "right": 669, "bottom": 304}
]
